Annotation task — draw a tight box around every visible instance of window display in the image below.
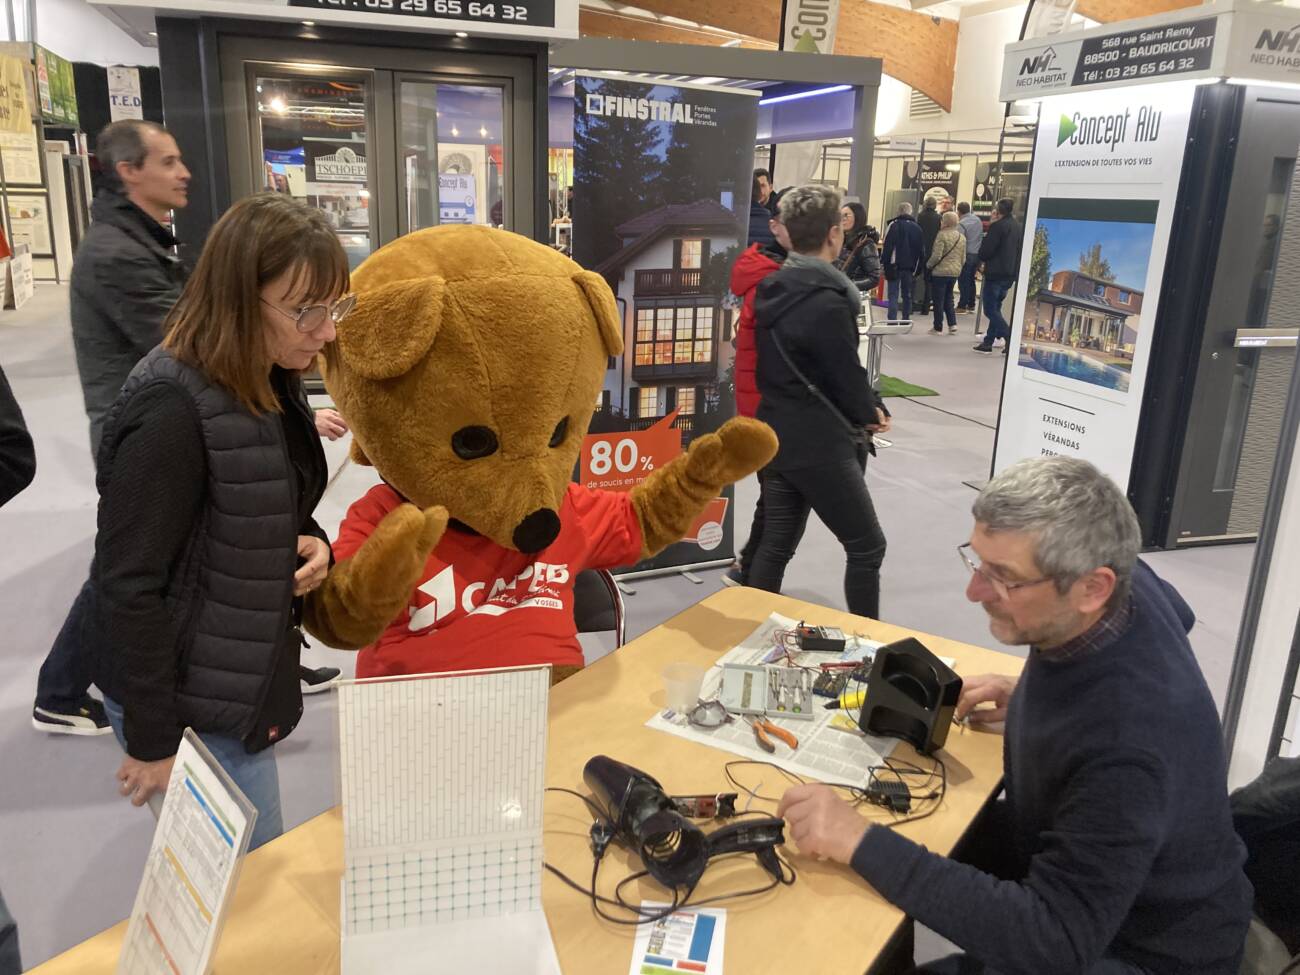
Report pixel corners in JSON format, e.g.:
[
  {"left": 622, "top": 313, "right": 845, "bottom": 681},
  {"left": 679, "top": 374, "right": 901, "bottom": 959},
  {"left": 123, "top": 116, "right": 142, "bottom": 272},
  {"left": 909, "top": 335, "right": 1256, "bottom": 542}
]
[{"left": 256, "top": 74, "right": 373, "bottom": 267}]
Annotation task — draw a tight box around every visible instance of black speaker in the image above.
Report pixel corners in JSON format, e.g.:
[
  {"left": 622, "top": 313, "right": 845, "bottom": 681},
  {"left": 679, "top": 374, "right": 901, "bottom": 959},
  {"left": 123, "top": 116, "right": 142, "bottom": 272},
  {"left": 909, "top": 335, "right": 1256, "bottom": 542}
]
[{"left": 858, "top": 638, "right": 962, "bottom": 754}]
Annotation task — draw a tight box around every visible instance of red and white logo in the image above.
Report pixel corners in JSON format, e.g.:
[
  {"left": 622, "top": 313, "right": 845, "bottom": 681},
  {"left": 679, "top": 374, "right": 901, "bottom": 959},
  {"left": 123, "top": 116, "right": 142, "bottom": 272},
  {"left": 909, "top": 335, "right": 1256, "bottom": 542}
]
[{"left": 408, "top": 561, "right": 570, "bottom": 632}]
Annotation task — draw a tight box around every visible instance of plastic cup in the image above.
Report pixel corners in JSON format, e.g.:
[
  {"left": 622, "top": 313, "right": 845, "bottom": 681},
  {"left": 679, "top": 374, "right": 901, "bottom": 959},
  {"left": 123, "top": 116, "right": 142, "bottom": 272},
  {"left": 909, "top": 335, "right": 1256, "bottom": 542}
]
[{"left": 662, "top": 663, "right": 706, "bottom": 714}]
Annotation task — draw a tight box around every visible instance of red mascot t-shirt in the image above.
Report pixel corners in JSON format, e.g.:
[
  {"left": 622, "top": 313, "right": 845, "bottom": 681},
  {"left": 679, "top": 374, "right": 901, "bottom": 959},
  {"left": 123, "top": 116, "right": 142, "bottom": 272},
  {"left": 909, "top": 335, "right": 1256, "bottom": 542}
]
[{"left": 333, "top": 483, "right": 644, "bottom": 677}]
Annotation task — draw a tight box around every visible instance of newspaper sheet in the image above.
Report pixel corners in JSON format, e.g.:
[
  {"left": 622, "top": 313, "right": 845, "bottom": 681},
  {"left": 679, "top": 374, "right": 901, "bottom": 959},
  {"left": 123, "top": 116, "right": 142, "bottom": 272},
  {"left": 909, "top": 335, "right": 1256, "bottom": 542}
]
[{"left": 646, "top": 613, "right": 896, "bottom": 787}]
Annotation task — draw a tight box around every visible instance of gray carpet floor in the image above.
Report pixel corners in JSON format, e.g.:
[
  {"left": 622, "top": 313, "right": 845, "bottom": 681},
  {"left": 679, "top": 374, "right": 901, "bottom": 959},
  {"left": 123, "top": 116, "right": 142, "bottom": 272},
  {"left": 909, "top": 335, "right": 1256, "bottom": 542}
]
[{"left": 0, "top": 287, "right": 1254, "bottom": 967}]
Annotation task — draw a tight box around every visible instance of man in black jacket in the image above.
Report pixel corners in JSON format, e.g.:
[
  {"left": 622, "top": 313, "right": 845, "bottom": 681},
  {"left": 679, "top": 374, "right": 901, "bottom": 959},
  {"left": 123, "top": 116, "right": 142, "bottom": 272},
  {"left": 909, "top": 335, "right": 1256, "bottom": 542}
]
[
  {"left": 31, "top": 121, "right": 190, "bottom": 737},
  {"left": 974, "top": 198, "right": 1022, "bottom": 355},
  {"left": 70, "top": 120, "right": 190, "bottom": 458},
  {"left": 0, "top": 359, "right": 34, "bottom": 975},
  {"left": 916, "top": 196, "right": 941, "bottom": 315}
]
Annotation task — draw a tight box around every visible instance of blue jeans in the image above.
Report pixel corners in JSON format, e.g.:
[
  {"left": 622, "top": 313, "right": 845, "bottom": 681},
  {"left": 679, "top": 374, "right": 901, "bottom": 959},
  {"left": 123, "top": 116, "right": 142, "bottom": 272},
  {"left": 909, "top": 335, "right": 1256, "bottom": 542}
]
[
  {"left": 958, "top": 254, "right": 979, "bottom": 309},
  {"left": 887, "top": 273, "right": 914, "bottom": 322},
  {"left": 981, "top": 276, "right": 1013, "bottom": 347},
  {"left": 35, "top": 577, "right": 96, "bottom": 711},
  {"left": 102, "top": 696, "right": 284, "bottom": 851}
]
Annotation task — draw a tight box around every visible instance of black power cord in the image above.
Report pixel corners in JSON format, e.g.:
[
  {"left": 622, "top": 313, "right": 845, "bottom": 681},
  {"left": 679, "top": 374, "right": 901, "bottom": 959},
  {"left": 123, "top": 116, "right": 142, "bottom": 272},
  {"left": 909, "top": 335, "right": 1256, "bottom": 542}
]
[{"left": 543, "top": 787, "right": 797, "bottom": 926}]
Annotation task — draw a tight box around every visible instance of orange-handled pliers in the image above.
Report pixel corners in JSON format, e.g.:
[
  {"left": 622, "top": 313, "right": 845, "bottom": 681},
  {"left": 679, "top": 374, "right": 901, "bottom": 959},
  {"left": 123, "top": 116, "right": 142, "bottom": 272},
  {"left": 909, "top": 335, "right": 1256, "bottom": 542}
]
[{"left": 748, "top": 717, "right": 799, "bottom": 753}]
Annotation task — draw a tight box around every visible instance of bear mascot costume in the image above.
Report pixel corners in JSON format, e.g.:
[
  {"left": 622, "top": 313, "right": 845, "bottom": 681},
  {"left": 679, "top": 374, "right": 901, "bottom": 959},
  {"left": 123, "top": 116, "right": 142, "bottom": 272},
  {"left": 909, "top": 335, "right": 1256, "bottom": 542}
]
[{"left": 303, "top": 226, "right": 777, "bottom": 682}]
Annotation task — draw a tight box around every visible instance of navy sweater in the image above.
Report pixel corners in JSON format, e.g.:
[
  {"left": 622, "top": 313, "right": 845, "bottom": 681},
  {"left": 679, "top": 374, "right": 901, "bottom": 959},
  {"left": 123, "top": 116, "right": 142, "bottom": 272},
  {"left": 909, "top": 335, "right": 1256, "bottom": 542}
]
[{"left": 851, "top": 562, "right": 1252, "bottom": 974}]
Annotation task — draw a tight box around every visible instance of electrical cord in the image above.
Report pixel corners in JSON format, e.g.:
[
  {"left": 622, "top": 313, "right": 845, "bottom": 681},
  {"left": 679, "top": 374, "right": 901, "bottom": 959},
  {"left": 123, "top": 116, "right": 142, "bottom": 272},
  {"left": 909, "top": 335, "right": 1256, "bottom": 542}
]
[
  {"left": 543, "top": 786, "right": 796, "bottom": 925},
  {"left": 899, "top": 393, "right": 998, "bottom": 431},
  {"left": 722, "top": 752, "right": 947, "bottom": 827}
]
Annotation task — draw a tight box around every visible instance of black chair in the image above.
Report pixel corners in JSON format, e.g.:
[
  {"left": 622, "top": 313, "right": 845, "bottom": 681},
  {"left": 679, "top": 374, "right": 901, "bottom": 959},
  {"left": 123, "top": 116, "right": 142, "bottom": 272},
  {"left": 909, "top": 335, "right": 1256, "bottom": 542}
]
[
  {"left": 1232, "top": 756, "right": 1300, "bottom": 973},
  {"left": 572, "top": 569, "right": 626, "bottom": 649}
]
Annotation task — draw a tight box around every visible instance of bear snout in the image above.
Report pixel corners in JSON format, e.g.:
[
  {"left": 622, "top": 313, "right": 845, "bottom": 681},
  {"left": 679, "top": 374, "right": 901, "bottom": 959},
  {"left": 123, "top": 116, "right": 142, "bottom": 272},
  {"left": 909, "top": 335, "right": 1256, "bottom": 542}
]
[{"left": 513, "top": 508, "right": 562, "bottom": 553}]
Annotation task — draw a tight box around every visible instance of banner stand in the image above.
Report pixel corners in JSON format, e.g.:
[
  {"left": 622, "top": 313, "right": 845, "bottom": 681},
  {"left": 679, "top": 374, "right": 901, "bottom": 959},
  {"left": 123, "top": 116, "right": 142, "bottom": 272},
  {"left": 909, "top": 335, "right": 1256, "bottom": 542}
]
[{"left": 571, "top": 72, "right": 760, "bottom": 579}]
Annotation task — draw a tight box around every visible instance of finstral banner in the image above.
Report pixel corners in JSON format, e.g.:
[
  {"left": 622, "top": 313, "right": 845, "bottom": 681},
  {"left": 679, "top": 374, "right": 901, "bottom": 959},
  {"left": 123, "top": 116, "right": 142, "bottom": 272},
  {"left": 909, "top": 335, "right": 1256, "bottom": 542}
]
[
  {"left": 991, "top": 82, "right": 1196, "bottom": 490},
  {"left": 572, "top": 74, "right": 759, "bottom": 573}
]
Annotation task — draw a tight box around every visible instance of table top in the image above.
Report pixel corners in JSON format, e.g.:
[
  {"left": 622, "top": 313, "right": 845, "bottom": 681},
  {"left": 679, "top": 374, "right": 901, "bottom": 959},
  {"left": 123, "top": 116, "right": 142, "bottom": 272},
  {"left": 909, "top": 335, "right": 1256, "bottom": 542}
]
[{"left": 32, "top": 587, "right": 1023, "bottom": 974}]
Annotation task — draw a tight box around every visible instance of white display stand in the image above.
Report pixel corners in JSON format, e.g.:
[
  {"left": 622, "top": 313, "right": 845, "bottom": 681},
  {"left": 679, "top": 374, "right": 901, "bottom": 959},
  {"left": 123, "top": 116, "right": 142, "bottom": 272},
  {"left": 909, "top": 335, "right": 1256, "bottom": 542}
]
[
  {"left": 337, "top": 666, "right": 560, "bottom": 974},
  {"left": 117, "top": 730, "right": 257, "bottom": 975}
]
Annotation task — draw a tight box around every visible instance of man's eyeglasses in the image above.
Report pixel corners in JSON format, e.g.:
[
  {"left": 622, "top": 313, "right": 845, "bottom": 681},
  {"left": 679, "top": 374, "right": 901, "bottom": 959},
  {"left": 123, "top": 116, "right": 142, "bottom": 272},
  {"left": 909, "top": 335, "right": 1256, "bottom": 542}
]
[
  {"left": 261, "top": 293, "right": 357, "bottom": 333},
  {"left": 957, "top": 543, "right": 1053, "bottom": 601}
]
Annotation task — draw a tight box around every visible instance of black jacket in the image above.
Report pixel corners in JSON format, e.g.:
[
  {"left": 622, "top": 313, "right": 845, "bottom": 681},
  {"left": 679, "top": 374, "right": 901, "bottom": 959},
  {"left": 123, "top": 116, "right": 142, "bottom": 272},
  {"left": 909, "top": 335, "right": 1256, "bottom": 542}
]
[
  {"left": 882, "top": 214, "right": 924, "bottom": 277},
  {"left": 0, "top": 362, "right": 35, "bottom": 507},
  {"left": 839, "top": 232, "right": 882, "bottom": 291},
  {"left": 748, "top": 201, "right": 775, "bottom": 247},
  {"left": 70, "top": 192, "right": 187, "bottom": 456},
  {"left": 89, "top": 348, "right": 329, "bottom": 760},
  {"left": 978, "top": 214, "right": 1023, "bottom": 280},
  {"left": 754, "top": 262, "right": 886, "bottom": 471},
  {"left": 917, "top": 206, "right": 941, "bottom": 260}
]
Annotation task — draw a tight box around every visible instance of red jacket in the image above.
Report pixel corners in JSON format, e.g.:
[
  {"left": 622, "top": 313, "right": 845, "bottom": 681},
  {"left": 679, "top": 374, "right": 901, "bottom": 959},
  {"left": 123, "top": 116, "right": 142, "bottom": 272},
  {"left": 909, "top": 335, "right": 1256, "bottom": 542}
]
[{"left": 730, "top": 243, "right": 782, "bottom": 418}]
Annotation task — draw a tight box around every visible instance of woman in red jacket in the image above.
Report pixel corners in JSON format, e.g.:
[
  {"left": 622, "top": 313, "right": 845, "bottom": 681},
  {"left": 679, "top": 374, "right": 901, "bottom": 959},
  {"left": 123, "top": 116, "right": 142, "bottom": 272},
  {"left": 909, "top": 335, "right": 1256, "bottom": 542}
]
[{"left": 726, "top": 214, "right": 790, "bottom": 585}]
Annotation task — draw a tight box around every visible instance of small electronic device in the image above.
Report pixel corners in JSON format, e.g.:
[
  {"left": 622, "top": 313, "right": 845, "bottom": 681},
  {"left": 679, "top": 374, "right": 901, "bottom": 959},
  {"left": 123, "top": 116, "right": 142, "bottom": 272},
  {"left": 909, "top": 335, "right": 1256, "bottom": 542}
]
[
  {"left": 865, "top": 778, "right": 912, "bottom": 813},
  {"left": 795, "top": 624, "right": 847, "bottom": 653},
  {"left": 720, "top": 664, "right": 816, "bottom": 720},
  {"left": 812, "top": 670, "right": 849, "bottom": 699},
  {"left": 671, "top": 793, "right": 738, "bottom": 819}
]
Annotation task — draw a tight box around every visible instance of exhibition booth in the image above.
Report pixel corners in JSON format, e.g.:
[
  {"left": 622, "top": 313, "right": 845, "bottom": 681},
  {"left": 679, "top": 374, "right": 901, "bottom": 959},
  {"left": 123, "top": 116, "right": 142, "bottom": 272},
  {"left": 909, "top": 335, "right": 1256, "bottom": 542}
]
[{"left": 988, "top": 0, "right": 1300, "bottom": 783}]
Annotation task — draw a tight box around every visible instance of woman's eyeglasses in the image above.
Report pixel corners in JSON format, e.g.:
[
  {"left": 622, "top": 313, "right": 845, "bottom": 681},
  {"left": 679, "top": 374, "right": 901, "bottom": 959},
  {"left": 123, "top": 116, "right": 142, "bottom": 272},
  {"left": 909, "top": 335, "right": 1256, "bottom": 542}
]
[{"left": 261, "top": 293, "right": 357, "bottom": 333}]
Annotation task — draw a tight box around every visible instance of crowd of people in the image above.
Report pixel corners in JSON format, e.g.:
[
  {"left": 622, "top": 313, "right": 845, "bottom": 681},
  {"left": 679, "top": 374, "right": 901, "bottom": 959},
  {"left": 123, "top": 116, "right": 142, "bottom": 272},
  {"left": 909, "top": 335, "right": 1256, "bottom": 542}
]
[{"left": 0, "top": 143, "right": 1270, "bottom": 975}]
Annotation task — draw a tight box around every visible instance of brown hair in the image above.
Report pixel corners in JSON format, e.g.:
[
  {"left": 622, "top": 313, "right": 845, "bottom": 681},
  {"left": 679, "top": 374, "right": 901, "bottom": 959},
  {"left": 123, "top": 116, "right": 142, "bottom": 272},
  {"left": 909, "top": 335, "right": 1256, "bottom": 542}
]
[{"left": 164, "top": 194, "right": 349, "bottom": 414}]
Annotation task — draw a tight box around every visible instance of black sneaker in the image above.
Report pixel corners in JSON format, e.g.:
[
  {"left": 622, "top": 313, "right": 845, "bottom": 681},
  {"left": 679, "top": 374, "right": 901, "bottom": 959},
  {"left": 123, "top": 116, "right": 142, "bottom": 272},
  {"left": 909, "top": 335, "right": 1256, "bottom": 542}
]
[
  {"left": 300, "top": 665, "right": 341, "bottom": 695},
  {"left": 32, "top": 697, "right": 112, "bottom": 736},
  {"left": 972, "top": 344, "right": 994, "bottom": 355}
]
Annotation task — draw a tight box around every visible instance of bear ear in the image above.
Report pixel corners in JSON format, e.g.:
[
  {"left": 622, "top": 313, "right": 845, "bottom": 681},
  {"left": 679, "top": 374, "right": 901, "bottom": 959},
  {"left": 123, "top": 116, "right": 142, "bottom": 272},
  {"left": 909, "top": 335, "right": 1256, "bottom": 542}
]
[
  {"left": 573, "top": 270, "right": 623, "bottom": 357},
  {"left": 335, "top": 276, "right": 446, "bottom": 380}
]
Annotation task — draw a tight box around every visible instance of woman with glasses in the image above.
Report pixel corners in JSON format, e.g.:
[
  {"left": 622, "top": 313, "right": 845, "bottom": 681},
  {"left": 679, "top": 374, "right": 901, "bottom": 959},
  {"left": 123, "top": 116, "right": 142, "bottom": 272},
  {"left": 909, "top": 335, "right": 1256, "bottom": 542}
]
[{"left": 78, "top": 193, "right": 351, "bottom": 849}]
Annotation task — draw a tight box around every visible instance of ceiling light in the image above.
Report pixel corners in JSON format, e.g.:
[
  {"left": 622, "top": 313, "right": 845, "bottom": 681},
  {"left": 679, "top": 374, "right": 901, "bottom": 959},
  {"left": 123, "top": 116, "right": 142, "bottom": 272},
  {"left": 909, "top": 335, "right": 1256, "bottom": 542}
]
[
  {"left": 301, "top": 20, "right": 315, "bottom": 26},
  {"left": 147, "top": 31, "right": 157, "bottom": 37},
  {"left": 693, "top": 77, "right": 726, "bottom": 85},
  {"left": 269, "top": 96, "right": 287, "bottom": 114},
  {"left": 479, "top": 126, "right": 487, "bottom": 138},
  {"left": 455, "top": 31, "right": 469, "bottom": 38},
  {"left": 758, "top": 84, "right": 852, "bottom": 106},
  {"left": 721, "top": 38, "right": 742, "bottom": 47},
  {"left": 452, "top": 126, "right": 460, "bottom": 137}
]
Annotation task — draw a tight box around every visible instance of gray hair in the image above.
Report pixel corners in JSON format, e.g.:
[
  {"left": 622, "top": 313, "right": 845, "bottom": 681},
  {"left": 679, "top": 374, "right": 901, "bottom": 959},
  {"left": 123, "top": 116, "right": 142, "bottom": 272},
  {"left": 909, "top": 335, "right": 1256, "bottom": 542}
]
[
  {"left": 972, "top": 457, "right": 1141, "bottom": 605},
  {"left": 96, "top": 120, "right": 168, "bottom": 193},
  {"left": 897, "top": 202, "right": 913, "bottom": 216},
  {"left": 941, "top": 210, "right": 959, "bottom": 228},
  {"left": 778, "top": 184, "right": 843, "bottom": 253}
]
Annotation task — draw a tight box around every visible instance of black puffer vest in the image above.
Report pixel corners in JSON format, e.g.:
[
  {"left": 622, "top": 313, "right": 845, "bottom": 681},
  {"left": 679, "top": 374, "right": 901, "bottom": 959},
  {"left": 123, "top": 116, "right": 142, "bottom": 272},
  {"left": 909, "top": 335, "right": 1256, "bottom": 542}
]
[{"left": 96, "top": 346, "right": 323, "bottom": 747}]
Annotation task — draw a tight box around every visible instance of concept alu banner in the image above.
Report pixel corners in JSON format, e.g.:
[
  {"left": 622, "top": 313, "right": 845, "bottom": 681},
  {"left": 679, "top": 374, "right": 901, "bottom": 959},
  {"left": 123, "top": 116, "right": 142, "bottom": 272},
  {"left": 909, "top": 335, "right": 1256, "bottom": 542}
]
[
  {"left": 992, "top": 81, "right": 1196, "bottom": 490},
  {"left": 572, "top": 74, "right": 758, "bottom": 573}
]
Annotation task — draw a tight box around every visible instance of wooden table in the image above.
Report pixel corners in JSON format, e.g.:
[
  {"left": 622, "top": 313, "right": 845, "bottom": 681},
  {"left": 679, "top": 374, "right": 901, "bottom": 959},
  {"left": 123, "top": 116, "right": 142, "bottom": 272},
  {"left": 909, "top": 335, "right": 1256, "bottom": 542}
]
[{"left": 33, "top": 587, "right": 1022, "bottom": 974}]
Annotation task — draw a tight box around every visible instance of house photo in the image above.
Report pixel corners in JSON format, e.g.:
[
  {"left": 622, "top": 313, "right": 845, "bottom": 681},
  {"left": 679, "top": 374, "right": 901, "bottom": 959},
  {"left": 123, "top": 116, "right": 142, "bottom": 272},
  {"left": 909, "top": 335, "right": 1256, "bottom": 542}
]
[{"left": 593, "top": 199, "right": 739, "bottom": 432}]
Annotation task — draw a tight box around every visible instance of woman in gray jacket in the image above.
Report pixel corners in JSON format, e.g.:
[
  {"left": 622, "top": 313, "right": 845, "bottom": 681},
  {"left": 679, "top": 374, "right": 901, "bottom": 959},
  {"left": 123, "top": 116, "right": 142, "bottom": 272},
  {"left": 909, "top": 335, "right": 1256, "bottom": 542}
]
[{"left": 927, "top": 211, "right": 965, "bottom": 335}]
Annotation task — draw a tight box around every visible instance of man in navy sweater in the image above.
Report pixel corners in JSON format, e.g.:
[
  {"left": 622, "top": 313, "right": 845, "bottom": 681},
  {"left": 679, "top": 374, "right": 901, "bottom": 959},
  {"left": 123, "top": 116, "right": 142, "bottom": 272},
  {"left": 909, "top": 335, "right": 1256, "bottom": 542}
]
[{"left": 779, "top": 457, "right": 1251, "bottom": 974}]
